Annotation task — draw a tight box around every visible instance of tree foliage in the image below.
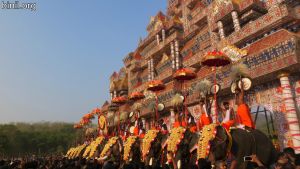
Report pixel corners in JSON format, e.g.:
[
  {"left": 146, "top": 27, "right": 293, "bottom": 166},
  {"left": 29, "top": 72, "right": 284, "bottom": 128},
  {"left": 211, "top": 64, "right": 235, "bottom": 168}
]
[{"left": 0, "top": 122, "right": 84, "bottom": 157}]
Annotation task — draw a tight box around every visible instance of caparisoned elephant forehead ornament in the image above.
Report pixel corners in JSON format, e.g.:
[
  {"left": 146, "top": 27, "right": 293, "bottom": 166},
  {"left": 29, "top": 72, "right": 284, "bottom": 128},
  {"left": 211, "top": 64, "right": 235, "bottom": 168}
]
[
  {"left": 123, "top": 136, "right": 138, "bottom": 161},
  {"left": 197, "top": 123, "right": 218, "bottom": 159},
  {"left": 142, "top": 130, "right": 159, "bottom": 157},
  {"left": 167, "top": 127, "right": 186, "bottom": 154}
]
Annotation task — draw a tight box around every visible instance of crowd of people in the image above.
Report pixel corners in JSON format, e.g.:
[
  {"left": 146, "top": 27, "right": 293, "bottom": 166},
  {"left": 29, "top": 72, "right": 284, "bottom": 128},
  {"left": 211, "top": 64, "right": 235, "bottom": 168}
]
[{"left": 0, "top": 147, "right": 300, "bottom": 169}]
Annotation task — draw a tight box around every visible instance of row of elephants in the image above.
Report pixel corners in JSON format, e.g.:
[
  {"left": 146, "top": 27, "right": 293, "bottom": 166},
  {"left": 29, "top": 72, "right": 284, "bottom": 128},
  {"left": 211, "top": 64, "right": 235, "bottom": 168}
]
[{"left": 66, "top": 124, "right": 278, "bottom": 169}]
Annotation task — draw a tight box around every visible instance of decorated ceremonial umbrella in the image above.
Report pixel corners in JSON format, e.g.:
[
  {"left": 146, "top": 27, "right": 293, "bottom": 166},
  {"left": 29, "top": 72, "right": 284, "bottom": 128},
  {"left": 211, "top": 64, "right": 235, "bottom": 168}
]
[
  {"left": 201, "top": 51, "right": 231, "bottom": 122},
  {"left": 93, "top": 108, "right": 101, "bottom": 115},
  {"left": 173, "top": 68, "right": 196, "bottom": 124},
  {"left": 129, "top": 91, "right": 145, "bottom": 101},
  {"left": 112, "top": 96, "right": 128, "bottom": 105},
  {"left": 112, "top": 96, "right": 127, "bottom": 133},
  {"left": 147, "top": 80, "right": 165, "bottom": 127}
]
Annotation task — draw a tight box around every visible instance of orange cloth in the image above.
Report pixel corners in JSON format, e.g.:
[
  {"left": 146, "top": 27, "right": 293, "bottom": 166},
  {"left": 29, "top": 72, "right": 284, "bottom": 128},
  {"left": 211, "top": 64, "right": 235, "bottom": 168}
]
[
  {"left": 198, "top": 113, "right": 211, "bottom": 129},
  {"left": 173, "top": 121, "right": 181, "bottom": 128},
  {"left": 139, "top": 133, "right": 145, "bottom": 139},
  {"left": 181, "top": 121, "right": 187, "bottom": 127},
  {"left": 190, "top": 126, "right": 197, "bottom": 133},
  {"left": 237, "top": 104, "right": 255, "bottom": 128},
  {"left": 133, "top": 127, "right": 139, "bottom": 136},
  {"left": 222, "top": 120, "right": 235, "bottom": 130}
]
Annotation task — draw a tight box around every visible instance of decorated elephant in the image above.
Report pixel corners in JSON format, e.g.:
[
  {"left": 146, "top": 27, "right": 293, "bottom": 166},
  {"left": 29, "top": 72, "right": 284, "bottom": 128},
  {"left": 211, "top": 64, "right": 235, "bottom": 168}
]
[
  {"left": 198, "top": 124, "right": 277, "bottom": 169},
  {"left": 166, "top": 127, "right": 199, "bottom": 169},
  {"left": 122, "top": 136, "right": 143, "bottom": 169},
  {"left": 99, "top": 136, "right": 123, "bottom": 169},
  {"left": 142, "top": 130, "right": 169, "bottom": 168}
]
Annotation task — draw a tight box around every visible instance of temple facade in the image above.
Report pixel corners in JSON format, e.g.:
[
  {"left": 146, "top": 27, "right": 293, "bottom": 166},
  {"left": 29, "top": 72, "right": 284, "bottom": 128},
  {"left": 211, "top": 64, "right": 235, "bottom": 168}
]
[{"left": 102, "top": 0, "right": 300, "bottom": 152}]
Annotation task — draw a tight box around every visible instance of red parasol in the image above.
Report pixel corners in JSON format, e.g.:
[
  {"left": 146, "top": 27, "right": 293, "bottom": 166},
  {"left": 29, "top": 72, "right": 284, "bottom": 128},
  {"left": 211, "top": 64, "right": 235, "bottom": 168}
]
[
  {"left": 173, "top": 68, "right": 196, "bottom": 81},
  {"left": 201, "top": 51, "right": 231, "bottom": 67},
  {"left": 147, "top": 80, "right": 165, "bottom": 128},
  {"left": 129, "top": 91, "right": 145, "bottom": 101},
  {"left": 93, "top": 108, "right": 101, "bottom": 115},
  {"left": 147, "top": 80, "right": 165, "bottom": 92},
  {"left": 112, "top": 96, "right": 127, "bottom": 105},
  {"left": 173, "top": 68, "right": 196, "bottom": 126},
  {"left": 201, "top": 50, "right": 231, "bottom": 123}
]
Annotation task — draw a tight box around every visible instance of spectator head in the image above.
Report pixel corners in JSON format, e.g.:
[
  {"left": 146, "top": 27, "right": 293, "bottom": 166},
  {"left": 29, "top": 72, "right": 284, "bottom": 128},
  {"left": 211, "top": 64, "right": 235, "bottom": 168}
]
[
  {"left": 284, "top": 147, "right": 296, "bottom": 161},
  {"left": 277, "top": 152, "right": 289, "bottom": 165}
]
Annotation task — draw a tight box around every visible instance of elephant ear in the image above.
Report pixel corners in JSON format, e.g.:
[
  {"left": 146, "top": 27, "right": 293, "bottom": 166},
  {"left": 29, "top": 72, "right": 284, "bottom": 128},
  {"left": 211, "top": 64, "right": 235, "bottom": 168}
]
[{"left": 189, "top": 132, "right": 200, "bottom": 151}]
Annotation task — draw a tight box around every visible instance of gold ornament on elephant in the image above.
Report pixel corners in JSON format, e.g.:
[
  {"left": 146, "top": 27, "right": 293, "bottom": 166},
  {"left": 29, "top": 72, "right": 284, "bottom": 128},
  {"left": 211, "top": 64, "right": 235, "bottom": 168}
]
[
  {"left": 142, "top": 130, "right": 159, "bottom": 157},
  {"left": 100, "top": 137, "right": 118, "bottom": 158},
  {"left": 167, "top": 127, "right": 186, "bottom": 154},
  {"left": 197, "top": 124, "right": 218, "bottom": 159},
  {"left": 123, "top": 136, "right": 138, "bottom": 161}
]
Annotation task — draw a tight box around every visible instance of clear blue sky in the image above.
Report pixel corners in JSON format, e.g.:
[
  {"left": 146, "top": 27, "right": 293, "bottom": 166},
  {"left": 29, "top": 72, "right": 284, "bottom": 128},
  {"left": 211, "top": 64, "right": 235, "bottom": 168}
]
[{"left": 0, "top": 0, "right": 167, "bottom": 123}]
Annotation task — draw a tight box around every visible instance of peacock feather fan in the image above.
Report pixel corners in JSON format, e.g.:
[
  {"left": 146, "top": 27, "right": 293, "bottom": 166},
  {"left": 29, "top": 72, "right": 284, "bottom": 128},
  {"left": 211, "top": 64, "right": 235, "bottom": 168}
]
[
  {"left": 230, "top": 63, "right": 250, "bottom": 81},
  {"left": 171, "top": 93, "right": 184, "bottom": 107},
  {"left": 195, "top": 79, "right": 212, "bottom": 97},
  {"left": 132, "top": 102, "right": 143, "bottom": 111}
]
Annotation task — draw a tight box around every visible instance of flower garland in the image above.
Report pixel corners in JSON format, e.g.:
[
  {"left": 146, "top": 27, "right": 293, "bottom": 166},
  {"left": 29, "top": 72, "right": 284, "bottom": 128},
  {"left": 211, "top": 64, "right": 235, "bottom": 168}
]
[
  {"left": 89, "top": 136, "right": 105, "bottom": 158},
  {"left": 142, "top": 130, "right": 159, "bottom": 157},
  {"left": 166, "top": 127, "right": 186, "bottom": 154},
  {"left": 100, "top": 137, "right": 118, "bottom": 158},
  {"left": 123, "top": 136, "right": 138, "bottom": 161},
  {"left": 197, "top": 124, "right": 218, "bottom": 159}
]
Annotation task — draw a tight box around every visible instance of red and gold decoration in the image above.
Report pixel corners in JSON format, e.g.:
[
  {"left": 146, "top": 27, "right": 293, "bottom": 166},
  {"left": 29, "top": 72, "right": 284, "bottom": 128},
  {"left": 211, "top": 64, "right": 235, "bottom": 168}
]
[
  {"left": 123, "top": 136, "right": 138, "bottom": 161},
  {"left": 201, "top": 51, "right": 231, "bottom": 122},
  {"left": 98, "top": 115, "right": 107, "bottom": 130},
  {"left": 147, "top": 80, "right": 165, "bottom": 92},
  {"left": 129, "top": 91, "right": 145, "bottom": 101},
  {"left": 142, "top": 130, "right": 159, "bottom": 157},
  {"left": 166, "top": 127, "right": 186, "bottom": 154},
  {"left": 201, "top": 51, "right": 231, "bottom": 67},
  {"left": 197, "top": 124, "right": 218, "bottom": 159}
]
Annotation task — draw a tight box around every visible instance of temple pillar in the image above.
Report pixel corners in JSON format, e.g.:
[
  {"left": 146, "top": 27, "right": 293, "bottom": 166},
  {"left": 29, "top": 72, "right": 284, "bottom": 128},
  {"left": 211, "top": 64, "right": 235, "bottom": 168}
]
[
  {"left": 217, "top": 21, "right": 225, "bottom": 39},
  {"left": 162, "top": 29, "right": 166, "bottom": 43},
  {"left": 110, "top": 92, "right": 113, "bottom": 100},
  {"left": 171, "top": 42, "right": 175, "bottom": 70},
  {"left": 175, "top": 40, "right": 180, "bottom": 69},
  {"left": 150, "top": 58, "right": 154, "bottom": 80},
  {"left": 148, "top": 60, "right": 151, "bottom": 81},
  {"left": 170, "top": 109, "right": 175, "bottom": 130},
  {"left": 114, "top": 90, "right": 117, "bottom": 98},
  {"left": 279, "top": 73, "right": 300, "bottom": 153},
  {"left": 231, "top": 11, "right": 241, "bottom": 32},
  {"left": 156, "top": 34, "right": 160, "bottom": 45}
]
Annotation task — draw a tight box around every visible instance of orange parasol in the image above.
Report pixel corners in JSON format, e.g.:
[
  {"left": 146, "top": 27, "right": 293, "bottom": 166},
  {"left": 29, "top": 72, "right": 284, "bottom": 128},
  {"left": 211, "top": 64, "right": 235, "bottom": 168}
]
[
  {"left": 201, "top": 50, "right": 231, "bottom": 123},
  {"left": 112, "top": 96, "right": 127, "bottom": 105},
  {"left": 201, "top": 51, "right": 231, "bottom": 67},
  {"left": 129, "top": 92, "right": 145, "bottom": 101},
  {"left": 147, "top": 80, "right": 165, "bottom": 92},
  {"left": 173, "top": 68, "right": 196, "bottom": 81}
]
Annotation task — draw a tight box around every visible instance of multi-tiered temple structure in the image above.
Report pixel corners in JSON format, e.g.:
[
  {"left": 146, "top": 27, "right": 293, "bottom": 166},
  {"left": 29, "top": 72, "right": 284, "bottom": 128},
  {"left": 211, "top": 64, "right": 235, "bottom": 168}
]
[{"left": 102, "top": 0, "right": 300, "bottom": 152}]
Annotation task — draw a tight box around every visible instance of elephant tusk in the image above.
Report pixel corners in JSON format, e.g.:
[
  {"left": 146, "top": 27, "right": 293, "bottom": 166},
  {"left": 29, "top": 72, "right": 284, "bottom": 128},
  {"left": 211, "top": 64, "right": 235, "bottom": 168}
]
[
  {"left": 149, "top": 157, "right": 153, "bottom": 166},
  {"left": 177, "top": 160, "right": 181, "bottom": 169}
]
